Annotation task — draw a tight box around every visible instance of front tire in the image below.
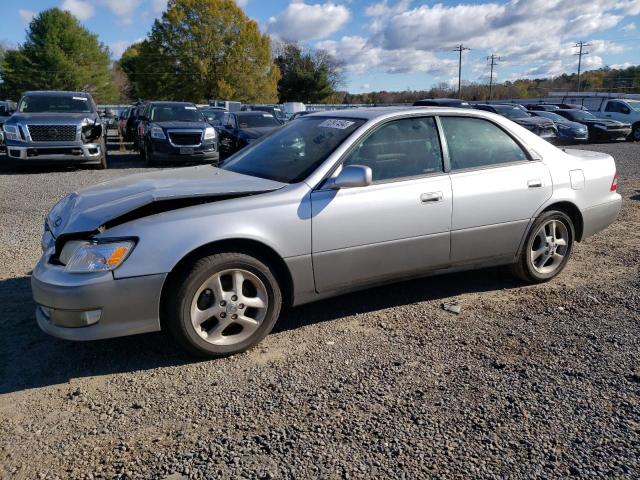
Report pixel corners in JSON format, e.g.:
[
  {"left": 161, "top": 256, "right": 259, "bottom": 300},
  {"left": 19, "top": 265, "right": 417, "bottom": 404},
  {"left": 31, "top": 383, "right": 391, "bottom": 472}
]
[
  {"left": 511, "top": 210, "right": 574, "bottom": 283},
  {"left": 164, "top": 252, "right": 282, "bottom": 357},
  {"left": 93, "top": 137, "right": 108, "bottom": 170},
  {"left": 630, "top": 124, "right": 640, "bottom": 142}
]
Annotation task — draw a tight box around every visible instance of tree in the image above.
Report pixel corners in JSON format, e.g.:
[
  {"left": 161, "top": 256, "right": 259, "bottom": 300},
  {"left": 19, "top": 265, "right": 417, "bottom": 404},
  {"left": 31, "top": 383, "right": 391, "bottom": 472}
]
[
  {"left": 120, "top": 0, "right": 279, "bottom": 103},
  {"left": 275, "top": 43, "right": 344, "bottom": 103},
  {"left": 0, "top": 9, "right": 116, "bottom": 102}
]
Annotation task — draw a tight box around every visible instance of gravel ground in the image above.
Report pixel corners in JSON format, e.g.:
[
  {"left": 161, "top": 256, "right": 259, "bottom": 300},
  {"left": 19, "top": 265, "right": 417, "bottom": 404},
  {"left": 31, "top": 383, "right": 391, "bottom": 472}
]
[{"left": 0, "top": 141, "right": 638, "bottom": 479}]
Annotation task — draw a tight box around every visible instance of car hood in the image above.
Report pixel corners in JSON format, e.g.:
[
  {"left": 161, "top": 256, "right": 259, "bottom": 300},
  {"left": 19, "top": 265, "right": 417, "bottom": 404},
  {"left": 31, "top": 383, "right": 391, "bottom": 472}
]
[
  {"left": 8, "top": 113, "right": 97, "bottom": 124},
  {"left": 512, "top": 117, "right": 553, "bottom": 127},
  {"left": 153, "top": 121, "right": 209, "bottom": 130},
  {"left": 580, "top": 118, "right": 630, "bottom": 127},
  {"left": 47, "top": 166, "right": 286, "bottom": 237},
  {"left": 240, "top": 127, "right": 279, "bottom": 139}
]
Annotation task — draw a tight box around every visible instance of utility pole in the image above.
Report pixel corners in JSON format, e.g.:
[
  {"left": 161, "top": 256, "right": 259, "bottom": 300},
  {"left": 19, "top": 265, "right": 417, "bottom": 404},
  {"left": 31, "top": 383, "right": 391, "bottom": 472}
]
[
  {"left": 452, "top": 44, "right": 471, "bottom": 99},
  {"left": 486, "top": 54, "right": 503, "bottom": 100},
  {"left": 573, "top": 41, "right": 591, "bottom": 92}
]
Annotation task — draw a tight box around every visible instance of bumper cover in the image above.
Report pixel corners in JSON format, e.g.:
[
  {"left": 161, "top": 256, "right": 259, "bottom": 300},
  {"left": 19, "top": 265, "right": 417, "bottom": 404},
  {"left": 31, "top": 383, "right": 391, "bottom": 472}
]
[
  {"left": 581, "top": 196, "right": 622, "bottom": 240},
  {"left": 6, "top": 142, "right": 103, "bottom": 163},
  {"left": 31, "top": 253, "right": 166, "bottom": 341}
]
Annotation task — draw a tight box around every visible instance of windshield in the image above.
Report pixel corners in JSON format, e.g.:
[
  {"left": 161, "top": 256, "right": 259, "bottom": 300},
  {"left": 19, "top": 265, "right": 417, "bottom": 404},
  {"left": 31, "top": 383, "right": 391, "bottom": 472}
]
[
  {"left": 222, "top": 116, "right": 365, "bottom": 183},
  {"left": 495, "top": 106, "right": 530, "bottom": 119},
  {"left": 567, "top": 110, "right": 596, "bottom": 121},
  {"left": 201, "top": 109, "right": 226, "bottom": 124},
  {"left": 535, "top": 111, "right": 566, "bottom": 122},
  {"left": 237, "top": 113, "right": 282, "bottom": 128},
  {"left": 150, "top": 105, "right": 204, "bottom": 122},
  {"left": 18, "top": 95, "right": 93, "bottom": 113},
  {"left": 626, "top": 100, "right": 640, "bottom": 111}
]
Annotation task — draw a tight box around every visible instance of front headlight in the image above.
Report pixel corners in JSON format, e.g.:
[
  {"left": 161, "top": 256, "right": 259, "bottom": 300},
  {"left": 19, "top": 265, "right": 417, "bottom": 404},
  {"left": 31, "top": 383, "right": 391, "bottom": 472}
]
[
  {"left": 150, "top": 126, "right": 166, "bottom": 139},
  {"left": 204, "top": 127, "right": 216, "bottom": 140},
  {"left": 61, "top": 240, "right": 135, "bottom": 273},
  {"left": 3, "top": 124, "right": 21, "bottom": 141}
]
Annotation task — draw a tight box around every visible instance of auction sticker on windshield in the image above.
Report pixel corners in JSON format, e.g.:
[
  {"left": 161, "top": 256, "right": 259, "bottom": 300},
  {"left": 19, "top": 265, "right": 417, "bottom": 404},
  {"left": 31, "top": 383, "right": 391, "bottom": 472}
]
[
  {"left": 72, "top": 96, "right": 88, "bottom": 101},
  {"left": 318, "top": 119, "right": 355, "bottom": 129}
]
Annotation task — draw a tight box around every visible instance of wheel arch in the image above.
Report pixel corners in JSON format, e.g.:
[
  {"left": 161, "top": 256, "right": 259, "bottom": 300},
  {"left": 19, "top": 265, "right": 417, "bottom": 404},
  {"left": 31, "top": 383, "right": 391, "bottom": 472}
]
[
  {"left": 541, "top": 201, "right": 584, "bottom": 241},
  {"left": 160, "top": 238, "right": 295, "bottom": 314}
]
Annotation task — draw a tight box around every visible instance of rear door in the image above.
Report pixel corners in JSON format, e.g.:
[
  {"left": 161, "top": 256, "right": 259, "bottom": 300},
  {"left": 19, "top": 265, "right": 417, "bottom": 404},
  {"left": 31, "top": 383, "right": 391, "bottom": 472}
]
[
  {"left": 440, "top": 116, "right": 552, "bottom": 264},
  {"left": 311, "top": 116, "right": 452, "bottom": 293}
]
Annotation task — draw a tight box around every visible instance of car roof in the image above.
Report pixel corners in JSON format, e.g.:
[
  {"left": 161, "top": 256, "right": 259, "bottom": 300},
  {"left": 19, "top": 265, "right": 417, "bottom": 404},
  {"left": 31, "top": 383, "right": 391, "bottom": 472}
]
[
  {"left": 303, "top": 106, "right": 496, "bottom": 120},
  {"left": 148, "top": 101, "right": 196, "bottom": 107},
  {"left": 23, "top": 90, "right": 92, "bottom": 97}
]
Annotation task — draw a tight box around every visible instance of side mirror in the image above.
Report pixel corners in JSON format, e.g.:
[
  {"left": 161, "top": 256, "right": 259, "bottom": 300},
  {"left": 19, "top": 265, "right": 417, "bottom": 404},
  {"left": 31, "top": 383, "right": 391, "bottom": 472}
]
[{"left": 328, "top": 165, "right": 372, "bottom": 189}]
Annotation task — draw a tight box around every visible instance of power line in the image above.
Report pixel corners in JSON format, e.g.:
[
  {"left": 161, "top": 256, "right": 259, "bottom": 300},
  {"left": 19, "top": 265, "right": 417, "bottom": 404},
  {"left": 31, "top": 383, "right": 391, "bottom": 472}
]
[
  {"left": 452, "top": 44, "right": 471, "bottom": 99},
  {"left": 486, "top": 54, "right": 504, "bottom": 100},
  {"left": 573, "top": 41, "right": 591, "bottom": 92}
]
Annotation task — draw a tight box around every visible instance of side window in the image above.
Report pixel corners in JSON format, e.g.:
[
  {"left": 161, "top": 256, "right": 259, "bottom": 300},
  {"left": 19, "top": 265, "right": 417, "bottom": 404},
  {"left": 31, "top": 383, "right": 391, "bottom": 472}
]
[
  {"left": 441, "top": 117, "right": 528, "bottom": 171},
  {"left": 605, "top": 101, "right": 620, "bottom": 113},
  {"left": 342, "top": 117, "right": 443, "bottom": 182}
]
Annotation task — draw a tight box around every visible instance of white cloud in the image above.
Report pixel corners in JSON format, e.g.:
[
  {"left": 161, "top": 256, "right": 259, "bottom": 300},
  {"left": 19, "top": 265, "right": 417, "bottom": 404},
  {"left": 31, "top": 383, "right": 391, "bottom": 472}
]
[
  {"left": 60, "top": 0, "right": 95, "bottom": 21},
  {"left": 267, "top": 2, "right": 351, "bottom": 41},
  {"left": 97, "top": 0, "right": 142, "bottom": 25},
  {"left": 365, "top": 0, "right": 411, "bottom": 17},
  {"left": 610, "top": 62, "right": 636, "bottom": 70},
  {"left": 235, "top": 0, "right": 249, "bottom": 7},
  {"left": 151, "top": 0, "right": 168, "bottom": 14},
  {"left": 622, "top": 22, "right": 636, "bottom": 31},
  {"left": 18, "top": 9, "right": 36, "bottom": 25},
  {"left": 109, "top": 38, "right": 144, "bottom": 58},
  {"left": 317, "top": 35, "right": 458, "bottom": 76},
  {"left": 357, "top": 0, "right": 637, "bottom": 80}
]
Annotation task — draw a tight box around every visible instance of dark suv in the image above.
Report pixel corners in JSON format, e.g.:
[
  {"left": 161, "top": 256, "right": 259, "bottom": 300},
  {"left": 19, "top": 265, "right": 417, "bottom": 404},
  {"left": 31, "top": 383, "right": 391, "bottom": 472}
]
[
  {"left": 137, "top": 102, "right": 219, "bottom": 165},
  {"left": 2, "top": 91, "right": 107, "bottom": 168}
]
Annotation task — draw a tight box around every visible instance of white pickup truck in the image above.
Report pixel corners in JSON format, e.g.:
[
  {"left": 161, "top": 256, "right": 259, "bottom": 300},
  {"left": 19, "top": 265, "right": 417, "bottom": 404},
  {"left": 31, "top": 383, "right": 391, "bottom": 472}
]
[{"left": 590, "top": 98, "right": 640, "bottom": 141}]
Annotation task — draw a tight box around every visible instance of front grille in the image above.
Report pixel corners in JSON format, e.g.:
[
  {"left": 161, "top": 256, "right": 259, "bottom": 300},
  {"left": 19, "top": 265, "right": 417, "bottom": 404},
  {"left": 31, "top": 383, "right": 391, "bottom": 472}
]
[
  {"left": 28, "top": 124, "right": 77, "bottom": 142},
  {"left": 168, "top": 132, "right": 201, "bottom": 146}
]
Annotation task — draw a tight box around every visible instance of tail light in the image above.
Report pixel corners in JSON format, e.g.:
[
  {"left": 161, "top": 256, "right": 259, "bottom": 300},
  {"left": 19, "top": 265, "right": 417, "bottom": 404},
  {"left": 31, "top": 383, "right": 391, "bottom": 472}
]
[{"left": 610, "top": 172, "right": 618, "bottom": 192}]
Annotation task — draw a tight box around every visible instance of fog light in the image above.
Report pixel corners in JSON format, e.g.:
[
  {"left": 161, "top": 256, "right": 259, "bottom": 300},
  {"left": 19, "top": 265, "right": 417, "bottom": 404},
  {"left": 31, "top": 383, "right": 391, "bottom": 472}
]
[{"left": 38, "top": 305, "right": 102, "bottom": 328}]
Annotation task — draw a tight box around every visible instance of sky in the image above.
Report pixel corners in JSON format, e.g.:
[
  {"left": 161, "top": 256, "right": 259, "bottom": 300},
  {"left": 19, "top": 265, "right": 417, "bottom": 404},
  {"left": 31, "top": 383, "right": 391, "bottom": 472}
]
[{"left": 2, "top": 0, "right": 640, "bottom": 93}]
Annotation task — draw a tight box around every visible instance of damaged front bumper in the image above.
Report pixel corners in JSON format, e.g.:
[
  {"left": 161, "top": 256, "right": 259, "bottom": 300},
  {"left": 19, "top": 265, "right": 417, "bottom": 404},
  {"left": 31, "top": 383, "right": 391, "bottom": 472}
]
[
  {"left": 5, "top": 141, "right": 103, "bottom": 163},
  {"left": 31, "top": 248, "right": 166, "bottom": 340}
]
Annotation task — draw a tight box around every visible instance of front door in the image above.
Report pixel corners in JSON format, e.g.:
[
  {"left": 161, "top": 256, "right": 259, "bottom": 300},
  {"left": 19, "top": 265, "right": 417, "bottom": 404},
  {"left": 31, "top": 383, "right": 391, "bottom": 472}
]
[
  {"left": 439, "top": 116, "right": 553, "bottom": 264},
  {"left": 311, "top": 116, "right": 452, "bottom": 293}
]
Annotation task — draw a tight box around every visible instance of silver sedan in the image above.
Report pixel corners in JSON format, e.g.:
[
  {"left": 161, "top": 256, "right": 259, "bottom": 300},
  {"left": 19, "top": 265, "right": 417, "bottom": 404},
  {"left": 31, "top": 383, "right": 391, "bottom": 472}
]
[{"left": 32, "top": 107, "right": 622, "bottom": 356}]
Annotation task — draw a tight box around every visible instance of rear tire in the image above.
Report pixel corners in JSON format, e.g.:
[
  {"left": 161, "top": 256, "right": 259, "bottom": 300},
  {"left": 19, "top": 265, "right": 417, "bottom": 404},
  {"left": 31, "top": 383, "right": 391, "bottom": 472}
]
[
  {"left": 164, "top": 252, "right": 282, "bottom": 357},
  {"left": 511, "top": 210, "right": 574, "bottom": 283}
]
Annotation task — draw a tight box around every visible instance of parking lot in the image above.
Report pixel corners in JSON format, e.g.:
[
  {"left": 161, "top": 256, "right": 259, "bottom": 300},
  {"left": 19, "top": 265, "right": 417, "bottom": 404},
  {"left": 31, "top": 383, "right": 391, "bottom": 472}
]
[{"left": 0, "top": 140, "right": 639, "bottom": 478}]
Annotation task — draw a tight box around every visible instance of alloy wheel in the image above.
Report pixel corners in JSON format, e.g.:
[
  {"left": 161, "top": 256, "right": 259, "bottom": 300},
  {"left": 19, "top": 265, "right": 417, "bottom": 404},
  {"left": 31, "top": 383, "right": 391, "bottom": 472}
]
[
  {"left": 530, "top": 219, "right": 569, "bottom": 275},
  {"left": 189, "top": 268, "right": 268, "bottom": 346}
]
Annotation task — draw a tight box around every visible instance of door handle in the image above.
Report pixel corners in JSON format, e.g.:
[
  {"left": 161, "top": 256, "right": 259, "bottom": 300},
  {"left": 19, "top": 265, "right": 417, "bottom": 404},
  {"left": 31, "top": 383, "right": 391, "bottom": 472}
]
[
  {"left": 527, "top": 179, "right": 543, "bottom": 188},
  {"left": 420, "top": 192, "right": 443, "bottom": 203}
]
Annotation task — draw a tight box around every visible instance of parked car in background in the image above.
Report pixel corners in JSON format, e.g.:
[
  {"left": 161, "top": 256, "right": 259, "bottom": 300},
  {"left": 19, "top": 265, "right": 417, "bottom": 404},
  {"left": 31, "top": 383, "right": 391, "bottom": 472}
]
[
  {"left": 241, "top": 105, "right": 287, "bottom": 123},
  {"left": 99, "top": 108, "right": 118, "bottom": 129},
  {"left": 289, "top": 111, "right": 313, "bottom": 121},
  {"left": 526, "top": 104, "right": 560, "bottom": 111},
  {"left": 199, "top": 107, "right": 227, "bottom": 126},
  {"left": 528, "top": 110, "right": 588, "bottom": 143},
  {"left": 0, "top": 100, "right": 16, "bottom": 152},
  {"left": 123, "top": 105, "right": 144, "bottom": 145},
  {"left": 413, "top": 98, "right": 471, "bottom": 108},
  {"left": 117, "top": 108, "right": 130, "bottom": 137},
  {"left": 555, "top": 109, "right": 632, "bottom": 142},
  {"left": 216, "top": 111, "right": 282, "bottom": 158},
  {"left": 32, "top": 107, "right": 621, "bottom": 357},
  {"left": 556, "top": 103, "right": 588, "bottom": 111},
  {"left": 474, "top": 104, "right": 557, "bottom": 140},
  {"left": 587, "top": 98, "right": 640, "bottom": 141},
  {"left": 137, "top": 101, "right": 219, "bottom": 166},
  {"left": 3, "top": 90, "right": 107, "bottom": 168}
]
